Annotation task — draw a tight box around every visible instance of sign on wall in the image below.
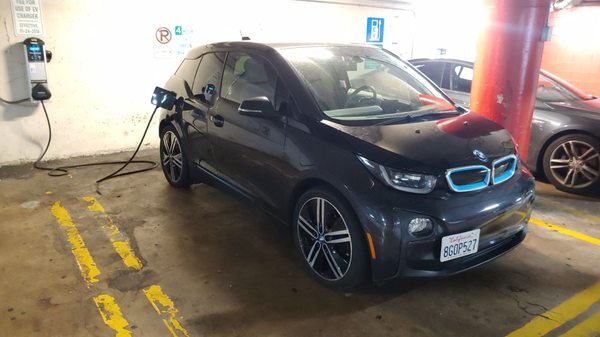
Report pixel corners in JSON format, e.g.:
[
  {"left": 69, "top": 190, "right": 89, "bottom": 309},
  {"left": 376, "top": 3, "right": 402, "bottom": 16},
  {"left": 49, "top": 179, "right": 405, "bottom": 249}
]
[
  {"left": 155, "top": 27, "right": 172, "bottom": 44},
  {"left": 10, "top": 0, "right": 44, "bottom": 36},
  {"left": 366, "top": 17, "right": 384, "bottom": 43},
  {"left": 153, "top": 25, "right": 194, "bottom": 59}
]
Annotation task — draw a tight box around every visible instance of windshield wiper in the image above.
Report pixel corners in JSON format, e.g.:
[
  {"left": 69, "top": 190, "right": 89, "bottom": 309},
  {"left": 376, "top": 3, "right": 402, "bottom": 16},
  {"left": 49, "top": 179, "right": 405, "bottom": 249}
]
[{"left": 375, "top": 110, "right": 462, "bottom": 126}]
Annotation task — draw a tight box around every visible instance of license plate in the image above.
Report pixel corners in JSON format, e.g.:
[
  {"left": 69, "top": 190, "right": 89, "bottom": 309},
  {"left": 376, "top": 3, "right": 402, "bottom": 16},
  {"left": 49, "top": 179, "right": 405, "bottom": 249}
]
[{"left": 440, "top": 229, "right": 480, "bottom": 262}]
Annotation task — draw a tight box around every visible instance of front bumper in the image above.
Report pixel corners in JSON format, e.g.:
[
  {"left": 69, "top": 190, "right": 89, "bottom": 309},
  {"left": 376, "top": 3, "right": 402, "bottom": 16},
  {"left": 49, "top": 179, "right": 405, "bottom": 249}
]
[{"left": 349, "top": 170, "right": 535, "bottom": 282}]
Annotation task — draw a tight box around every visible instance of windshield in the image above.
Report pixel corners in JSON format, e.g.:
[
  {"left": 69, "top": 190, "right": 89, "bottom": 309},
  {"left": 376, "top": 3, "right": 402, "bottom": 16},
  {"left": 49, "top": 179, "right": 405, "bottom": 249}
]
[{"left": 280, "top": 46, "right": 455, "bottom": 121}]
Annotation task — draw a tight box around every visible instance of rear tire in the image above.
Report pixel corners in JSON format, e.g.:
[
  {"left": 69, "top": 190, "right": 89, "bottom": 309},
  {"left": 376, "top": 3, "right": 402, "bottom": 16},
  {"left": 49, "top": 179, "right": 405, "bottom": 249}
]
[
  {"left": 292, "top": 186, "right": 368, "bottom": 290},
  {"left": 159, "top": 125, "right": 192, "bottom": 188},
  {"left": 542, "top": 134, "right": 600, "bottom": 195}
]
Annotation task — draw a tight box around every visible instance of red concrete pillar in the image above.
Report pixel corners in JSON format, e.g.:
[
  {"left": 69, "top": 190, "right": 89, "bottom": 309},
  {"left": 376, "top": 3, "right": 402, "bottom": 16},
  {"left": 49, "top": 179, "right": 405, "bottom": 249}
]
[{"left": 470, "top": 0, "right": 551, "bottom": 161}]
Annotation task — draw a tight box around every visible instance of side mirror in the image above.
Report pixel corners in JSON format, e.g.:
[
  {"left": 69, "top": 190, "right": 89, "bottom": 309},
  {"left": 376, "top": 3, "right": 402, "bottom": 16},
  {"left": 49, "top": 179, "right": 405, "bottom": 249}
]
[{"left": 238, "top": 96, "right": 277, "bottom": 117}]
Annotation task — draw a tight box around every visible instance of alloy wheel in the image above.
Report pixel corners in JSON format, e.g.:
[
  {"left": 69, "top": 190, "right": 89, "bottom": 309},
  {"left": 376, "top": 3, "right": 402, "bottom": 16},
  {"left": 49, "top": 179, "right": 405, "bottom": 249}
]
[
  {"left": 297, "top": 197, "right": 352, "bottom": 281},
  {"left": 161, "top": 130, "right": 184, "bottom": 183},
  {"left": 549, "top": 140, "right": 600, "bottom": 189}
]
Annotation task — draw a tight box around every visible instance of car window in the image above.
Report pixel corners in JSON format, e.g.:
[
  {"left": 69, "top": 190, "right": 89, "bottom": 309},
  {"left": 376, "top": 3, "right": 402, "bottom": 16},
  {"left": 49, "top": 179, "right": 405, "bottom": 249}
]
[
  {"left": 221, "top": 52, "right": 277, "bottom": 105},
  {"left": 537, "top": 75, "right": 580, "bottom": 102},
  {"left": 281, "top": 47, "right": 455, "bottom": 121},
  {"left": 451, "top": 65, "right": 473, "bottom": 93},
  {"left": 192, "top": 52, "right": 226, "bottom": 101},
  {"left": 415, "top": 62, "right": 444, "bottom": 87},
  {"left": 175, "top": 58, "right": 201, "bottom": 85}
]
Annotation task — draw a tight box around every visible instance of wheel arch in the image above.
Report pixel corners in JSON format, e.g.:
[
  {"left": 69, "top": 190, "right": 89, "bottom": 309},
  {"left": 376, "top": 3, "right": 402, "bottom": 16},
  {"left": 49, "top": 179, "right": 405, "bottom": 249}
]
[
  {"left": 159, "top": 117, "right": 183, "bottom": 137},
  {"left": 159, "top": 118, "right": 169, "bottom": 134},
  {"left": 158, "top": 102, "right": 184, "bottom": 135},
  {"left": 288, "top": 178, "right": 334, "bottom": 224}
]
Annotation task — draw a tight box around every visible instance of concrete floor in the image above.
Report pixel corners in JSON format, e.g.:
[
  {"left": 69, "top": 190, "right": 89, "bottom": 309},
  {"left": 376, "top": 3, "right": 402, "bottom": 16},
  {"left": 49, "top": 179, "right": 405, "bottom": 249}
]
[{"left": 1, "top": 150, "right": 599, "bottom": 337}]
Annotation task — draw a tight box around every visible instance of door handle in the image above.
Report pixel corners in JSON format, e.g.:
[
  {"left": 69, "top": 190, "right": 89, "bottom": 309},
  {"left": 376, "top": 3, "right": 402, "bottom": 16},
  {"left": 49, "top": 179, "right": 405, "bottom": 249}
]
[{"left": 210, "top": 114, "right": 225, "bottom": 127}]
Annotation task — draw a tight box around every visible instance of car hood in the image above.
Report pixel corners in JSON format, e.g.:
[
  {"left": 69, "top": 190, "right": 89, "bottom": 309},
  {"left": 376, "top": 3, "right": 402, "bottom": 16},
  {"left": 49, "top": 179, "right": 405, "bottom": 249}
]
[
  {"left": 545, "top": 98, "right": 600, "bottom": 119},
  {"left": 322, "top": 112, "right": 515, "bottom": 173}
]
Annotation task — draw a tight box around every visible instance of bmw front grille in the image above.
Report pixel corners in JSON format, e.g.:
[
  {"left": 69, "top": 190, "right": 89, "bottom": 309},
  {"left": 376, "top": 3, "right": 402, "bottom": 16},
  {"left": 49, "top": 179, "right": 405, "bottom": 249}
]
[{"left": 446, "top": 154, "right": 518, "bottom": 192}]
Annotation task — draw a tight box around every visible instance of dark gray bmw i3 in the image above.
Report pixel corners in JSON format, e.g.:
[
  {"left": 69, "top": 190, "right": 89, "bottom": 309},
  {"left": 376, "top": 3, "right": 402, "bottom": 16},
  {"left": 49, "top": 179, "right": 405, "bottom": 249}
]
[{"left": 157, "top": 42, "right": 535, "bottom": 289}]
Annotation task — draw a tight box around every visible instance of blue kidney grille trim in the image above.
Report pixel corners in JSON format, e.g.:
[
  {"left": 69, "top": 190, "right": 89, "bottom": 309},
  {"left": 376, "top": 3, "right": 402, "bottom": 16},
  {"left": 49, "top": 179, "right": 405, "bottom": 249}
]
[
  {"left": 492, "top": 154, "right": 518, "bottom": 185},
  {"left": 446, "top": 165, "right": 490, "bottom": 192},
  {"left": 446, "top": 155, "right": 517, "bottom": 193}
]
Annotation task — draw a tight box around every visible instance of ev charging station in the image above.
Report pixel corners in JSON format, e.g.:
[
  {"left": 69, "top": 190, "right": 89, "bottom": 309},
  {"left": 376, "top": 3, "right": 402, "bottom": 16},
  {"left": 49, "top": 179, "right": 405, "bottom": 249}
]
[{"left": 22, "top": 37, "right": 51, "bottom": 101}]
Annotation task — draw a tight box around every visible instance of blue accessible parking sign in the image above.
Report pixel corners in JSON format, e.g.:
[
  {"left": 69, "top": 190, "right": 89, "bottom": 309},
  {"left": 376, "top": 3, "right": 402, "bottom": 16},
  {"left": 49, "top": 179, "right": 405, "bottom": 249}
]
[{"left": 366, "top": 17, "right": 384, "bottom": 43}]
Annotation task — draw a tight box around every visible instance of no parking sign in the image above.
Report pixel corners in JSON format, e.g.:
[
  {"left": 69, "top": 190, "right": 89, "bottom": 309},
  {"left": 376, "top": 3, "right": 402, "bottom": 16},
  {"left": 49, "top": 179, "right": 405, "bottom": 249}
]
[{"left": 155, "top": 27, "right": 172, "bottom": 44}]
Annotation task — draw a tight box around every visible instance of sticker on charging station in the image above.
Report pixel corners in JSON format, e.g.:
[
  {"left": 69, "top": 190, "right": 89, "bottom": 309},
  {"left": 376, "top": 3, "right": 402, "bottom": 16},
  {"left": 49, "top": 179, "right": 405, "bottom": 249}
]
[
  {"left": 11, "top": 0, "right": 45, "bottom": 36},
  {"left": 366, "top": 17, "right": 384, "bottom": 43},
  {"left": 440, "top": 229, "right": 480, "bottom": 262}
]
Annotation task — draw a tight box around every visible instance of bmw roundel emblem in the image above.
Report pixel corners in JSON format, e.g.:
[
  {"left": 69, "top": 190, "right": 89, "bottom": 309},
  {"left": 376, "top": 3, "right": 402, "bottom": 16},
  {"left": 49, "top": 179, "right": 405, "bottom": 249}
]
[{"left": 473, "top": 149, "right": 488, "bottom": 162}]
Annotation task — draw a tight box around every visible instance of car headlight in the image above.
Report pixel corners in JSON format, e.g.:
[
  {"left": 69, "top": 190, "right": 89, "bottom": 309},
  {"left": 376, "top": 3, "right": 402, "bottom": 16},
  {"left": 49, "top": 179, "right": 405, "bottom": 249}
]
[{"left": 358, "top": 155, "right": 437, "bottom": 194}]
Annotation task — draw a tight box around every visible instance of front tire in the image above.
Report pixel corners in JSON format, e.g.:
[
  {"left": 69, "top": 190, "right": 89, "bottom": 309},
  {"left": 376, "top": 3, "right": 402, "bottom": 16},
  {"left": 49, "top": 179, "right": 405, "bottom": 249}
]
[
  {"left": 159, "top": 125, "right": 192, "bottom": 188},
  {"left": 293, "top": 186, "right": 368, "bottom": 290},
  {"left": 542, "top": 134, "right": 600, "bottom": 195}
]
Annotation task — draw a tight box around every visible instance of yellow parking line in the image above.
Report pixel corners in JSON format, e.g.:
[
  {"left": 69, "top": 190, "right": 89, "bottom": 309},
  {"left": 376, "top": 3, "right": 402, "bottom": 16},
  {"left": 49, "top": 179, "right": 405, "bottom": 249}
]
[
  {"left": 143, "top": 285, "right": 190, "bottom": 337},
  {"left": 51, "top": 201, "right": 101, "bottom": 287},
  {"left": 505, "top": 281, "right": 600, "bottom": 337},
  {"left": 529, "top": 217, "right": 600, "bottom": 247},
  {"left": 94, "top": 294, "right": 133, "bottom": 337},
  {"left": 558, "top": 309, "right": 600, "bottom": 337},
  {"left": 82, "top": 196, "right": 143, "bottom": 270}
]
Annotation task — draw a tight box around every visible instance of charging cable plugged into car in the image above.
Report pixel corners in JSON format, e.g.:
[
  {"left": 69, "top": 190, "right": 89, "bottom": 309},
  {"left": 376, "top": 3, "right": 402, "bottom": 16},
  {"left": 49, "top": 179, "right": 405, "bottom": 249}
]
[
  {"left": 32, "top": 87, "right": 177, "bottom": 192},
  {"left": 1, "top": 37, "right": 179, "bottom": 192},
  {"left": 151, "top": 86, "right": 177, "bottom": 110}
]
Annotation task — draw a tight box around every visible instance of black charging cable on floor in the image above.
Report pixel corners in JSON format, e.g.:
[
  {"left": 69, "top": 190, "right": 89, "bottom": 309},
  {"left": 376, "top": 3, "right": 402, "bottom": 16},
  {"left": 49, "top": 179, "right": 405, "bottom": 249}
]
[
  {"left": 31, "top": 100, "right": 159, "bottom": 191},
  {"left": 3, "top": 87, "right": 174, "bottom": 192}
]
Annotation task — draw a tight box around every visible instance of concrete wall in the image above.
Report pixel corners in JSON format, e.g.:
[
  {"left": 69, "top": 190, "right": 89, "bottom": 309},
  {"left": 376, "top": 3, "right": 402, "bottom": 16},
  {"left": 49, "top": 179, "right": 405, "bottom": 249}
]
[{"left": 0, "top": 0, "right": 414, "bottom": 165}]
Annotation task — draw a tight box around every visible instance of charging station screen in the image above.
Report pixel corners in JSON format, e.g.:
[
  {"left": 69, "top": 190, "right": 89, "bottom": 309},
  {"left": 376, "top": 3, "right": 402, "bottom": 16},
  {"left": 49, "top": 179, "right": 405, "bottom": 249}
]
[{"left": 27, "top": 45, "right": 44, "bottom": 62}]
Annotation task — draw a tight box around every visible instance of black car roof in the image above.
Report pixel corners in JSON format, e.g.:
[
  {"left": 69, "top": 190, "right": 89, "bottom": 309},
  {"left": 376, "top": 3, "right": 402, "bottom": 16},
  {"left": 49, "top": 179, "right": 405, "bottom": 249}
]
[{"left": 184, "top": 41, "right": 379, "bottom": 59}]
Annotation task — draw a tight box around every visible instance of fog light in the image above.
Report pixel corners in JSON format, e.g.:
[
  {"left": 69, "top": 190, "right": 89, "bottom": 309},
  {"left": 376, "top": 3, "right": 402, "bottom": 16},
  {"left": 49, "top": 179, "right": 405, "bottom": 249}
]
[{"left": 408, "top": 218, "right": 433, "bottom": 235}]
